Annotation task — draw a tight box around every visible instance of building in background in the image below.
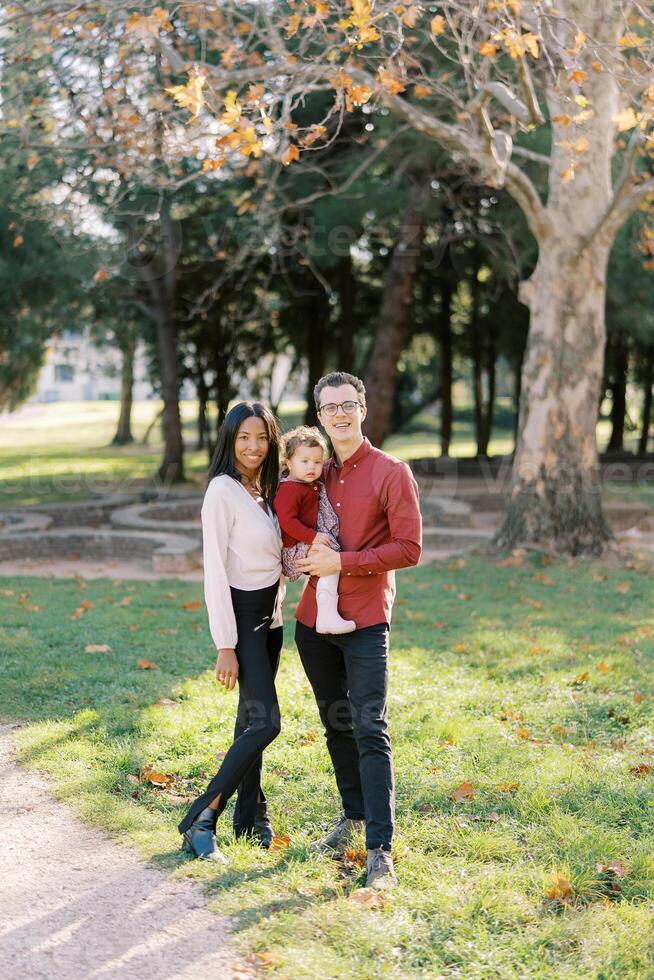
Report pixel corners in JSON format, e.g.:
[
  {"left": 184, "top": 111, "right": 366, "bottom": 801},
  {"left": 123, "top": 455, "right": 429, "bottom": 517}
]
[{"left": 29, "top": 329, "right": 196, "bottom": 403}]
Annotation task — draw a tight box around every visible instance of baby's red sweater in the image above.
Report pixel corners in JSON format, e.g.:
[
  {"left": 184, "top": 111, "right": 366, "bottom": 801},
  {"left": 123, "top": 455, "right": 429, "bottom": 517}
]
[{"left": 273, "top": 478, "right": 321, "bottom": 548}]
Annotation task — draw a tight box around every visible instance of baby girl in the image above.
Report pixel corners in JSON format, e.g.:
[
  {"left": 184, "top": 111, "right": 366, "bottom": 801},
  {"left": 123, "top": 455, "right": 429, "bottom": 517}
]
[{"left": 273, "top": 426, "right": 355, "bottom": 635}]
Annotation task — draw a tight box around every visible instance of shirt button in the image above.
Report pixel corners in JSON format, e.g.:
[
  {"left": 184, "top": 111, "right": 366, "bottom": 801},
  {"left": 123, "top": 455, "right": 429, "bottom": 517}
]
[
  {"left": 336, "top": 503, "right": 341, "bottom": 507},
  {"left": 340, "top": 480, "right": 344, "bottom": 484},
  {"left": 347, "top": 572, "right": 351, "bottom": 576},
  {"left": 353, "top": 464, "right": 357, "bottom": 468}
]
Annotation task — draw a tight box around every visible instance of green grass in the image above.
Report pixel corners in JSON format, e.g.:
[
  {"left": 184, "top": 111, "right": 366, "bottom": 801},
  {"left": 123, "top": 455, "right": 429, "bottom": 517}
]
[
  {"left": 2, "top": 554, "right": 654, "bottom": 978},
  {"left": 3, "top": 397, "right": 652, "bottom": 507}
]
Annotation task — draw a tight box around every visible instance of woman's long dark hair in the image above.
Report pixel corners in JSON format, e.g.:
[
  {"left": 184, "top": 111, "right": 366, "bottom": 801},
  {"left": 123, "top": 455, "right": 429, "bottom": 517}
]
[{"left": 207, "top": 401, "right": 281, "bottom": 505}]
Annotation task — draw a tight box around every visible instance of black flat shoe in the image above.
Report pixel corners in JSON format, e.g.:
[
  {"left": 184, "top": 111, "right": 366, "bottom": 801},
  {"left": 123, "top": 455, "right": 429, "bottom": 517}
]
[
  {"left": 181, "top": 805, "right": 228, "bottom": 863},
  {"left": 234, "top": 801, "right": 275, "bottom": 849}
]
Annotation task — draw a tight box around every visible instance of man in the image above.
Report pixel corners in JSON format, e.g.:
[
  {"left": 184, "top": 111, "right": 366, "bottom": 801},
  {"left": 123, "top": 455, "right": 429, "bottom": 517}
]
[{"left": 295, "top": 371, "right": 422, "bottom": 890}]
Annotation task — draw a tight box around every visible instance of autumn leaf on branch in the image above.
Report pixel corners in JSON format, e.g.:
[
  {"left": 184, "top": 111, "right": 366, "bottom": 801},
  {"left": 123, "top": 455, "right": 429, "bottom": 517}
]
[
  {"left": 339, "top": 0, "right": 380, "bottom": 48},
  {"left": 166, "top": 74, "right": 206, "bottom": 120},
  {"left": 125, "top": 8, "right": 173, "bottom": 43}
]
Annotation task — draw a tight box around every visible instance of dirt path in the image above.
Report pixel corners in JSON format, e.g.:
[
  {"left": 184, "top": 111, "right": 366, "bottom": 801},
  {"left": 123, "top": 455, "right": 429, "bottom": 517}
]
[{"left": 0, "top": 724, "right": 241, "bottom": 979}]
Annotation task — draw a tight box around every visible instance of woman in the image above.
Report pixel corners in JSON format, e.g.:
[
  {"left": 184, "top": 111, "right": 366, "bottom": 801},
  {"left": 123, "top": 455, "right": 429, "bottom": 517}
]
[{"left": 179, "top": 401, "right": 285, "bottom": 861}]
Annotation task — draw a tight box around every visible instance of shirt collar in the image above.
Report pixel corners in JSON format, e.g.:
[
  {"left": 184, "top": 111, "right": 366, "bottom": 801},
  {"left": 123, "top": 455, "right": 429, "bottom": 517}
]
[{"left": 329, "top": 436, "right": 372, "bottom": 470}]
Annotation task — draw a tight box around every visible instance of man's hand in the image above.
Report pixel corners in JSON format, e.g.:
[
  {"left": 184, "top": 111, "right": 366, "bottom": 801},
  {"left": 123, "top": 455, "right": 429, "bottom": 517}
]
[
  {"left": 215, "top": 648, "right": 239, "bottom": 690},
  {"left": 297, "top": 543, "right": 342, "bottom": 577}
]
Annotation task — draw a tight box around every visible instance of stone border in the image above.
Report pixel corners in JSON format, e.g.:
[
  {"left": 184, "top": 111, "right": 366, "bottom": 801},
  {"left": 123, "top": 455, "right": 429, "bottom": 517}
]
[
  {"left": 0, "top": 529, "right": 202, "bottom": 574},
  {"left": 0, "top": 511, "right": 52, "bottom": 533},
  {"left": 111, "top": 496, "right": 203, "bottom": 536},
  {"left": 21, "top": 493, "right": 138, "bottom": 527}
]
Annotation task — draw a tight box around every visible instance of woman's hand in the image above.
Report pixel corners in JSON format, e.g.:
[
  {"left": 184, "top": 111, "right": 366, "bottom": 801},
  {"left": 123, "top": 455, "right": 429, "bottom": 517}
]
[
  {"left": 310, "top": 532, "right": 332, "bottom": 551},
  {"left": 215, "top": 648, "right": 239, "bottom": 690}
]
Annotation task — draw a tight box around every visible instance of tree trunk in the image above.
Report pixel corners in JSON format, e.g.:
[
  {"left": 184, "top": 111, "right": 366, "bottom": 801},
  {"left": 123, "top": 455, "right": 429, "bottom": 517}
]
[
  {"left": 363, "top": 189, "right": 426, "bottom": 446},
  {"left": 213, "top": 343, "right": 231, "bottom": 431},
  {"left": 336, "top": 254, "right": 356, "bottom": 371},
  {"left": 112, "top": 332, "right": 135, "bottom": 445},
  {"left": 154, "top": 298, "right": 185, "bottom": 483},
  {"left": 607, "top": 332, "right": 628, "bottom": 451},
  {"left": 196, "top": 370, "right": 209, "bottom": 451},
  {"left": 495, "top": 238, "right": 613, "bottom": 555},
  {"left": 512, "top": 360, "right": 521, "bottom": 448},
  {"left": 304, "top": 304, "right": 328, "bottom": 427},
  {"left": 437, "top": 277, "right": 454, "bottom": 456},
  {"left": 479, "top": 328, "right": 496, "bottom": 456},
  {"left": 495, "top": 55, "right": 621, "bottom": 556},
  {"left": 638, "top": 346, "right": 653, "bottom": 456}
]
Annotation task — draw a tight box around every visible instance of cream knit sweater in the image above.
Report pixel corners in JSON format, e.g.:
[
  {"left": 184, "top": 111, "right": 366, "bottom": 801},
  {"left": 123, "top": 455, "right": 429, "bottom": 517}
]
[{"left": 201, "top": 474, "right": 284, "bottom": 650}]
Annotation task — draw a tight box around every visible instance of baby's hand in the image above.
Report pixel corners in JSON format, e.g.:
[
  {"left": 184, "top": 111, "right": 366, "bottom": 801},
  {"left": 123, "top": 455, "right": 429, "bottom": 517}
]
[{"left": 312, "top": 532, "right": 332, "bottom": 548}]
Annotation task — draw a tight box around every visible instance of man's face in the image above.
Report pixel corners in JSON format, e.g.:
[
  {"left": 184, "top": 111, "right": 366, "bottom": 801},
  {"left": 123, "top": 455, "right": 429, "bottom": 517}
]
[{"left": 317, "top": 384, "right": 366, "bottom": 445}]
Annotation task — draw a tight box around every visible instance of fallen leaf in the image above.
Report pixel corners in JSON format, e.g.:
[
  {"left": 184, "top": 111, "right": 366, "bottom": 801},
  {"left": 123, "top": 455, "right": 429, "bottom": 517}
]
[
  {"left": 299, "top": 731, "right": 317, "bottom": 746},
  {"left": 457, "top": 592, "right": 472, "bottom": 601},
  {"left": 634, "top": 691, "right": 645, "bottom": 703},
  {"left": 597, "top": 661, "right": 612, "bottom": 673},
  {"left": 596, "top": 860, "right": 629, "bottom": 878},
  {"left": 607, "top": 709, "right": 630, "bottom": 726},
  {"left": 85, "top": 643, "right": 112, "bottom": 653},
  {"left": 155, "top": 697, "right": 178, "bottom": 707},
  {"left": 137, "top": 658, "right": 158, "bottom": 670},
  {"left": 116, "top": 595, "right": 132, "bottom": 606},
  {"left": 245, "top": 951, "right": 282, "bottom": 969},
  {"left": 615, "top": 582, "right": 630, "bottom": 594},
  {"left": 629, "top": 763, "right": 652, "bottom": 776},
  {"left": 343, "top": 848, "right": 367, "bottom": 867},
  {"left": 349, "top": 887, "right": 386, "bottom": 910},
  {"left": 158, "top": 628, "right": 178, "bottom": 635},
  {"left": 496, "top": 782, "right": 520, "bottom": 794},
  {"left": 449, "top": 781, "right": 474, "bottom": 802},
  {"left": 500, "top": 709, "right": 524, "bottom": 722},
  {"left": 517, "top": 727, "right": 532, "bottom": 740},
  {"left": 139, "top": 766, "right": 173, "bottom": 788},
  {"left": 269, "top": 834, "right": 291, "bottom": 852},
  {"left": 183, "top": 600, "right": 202, "bottom": 610},
  {"left": 544, "top": 871, "right": 574, "bottom": 902},
  {"left": 71, "top": 599, "right": 94, "bottom": 619},
  {"left": 495, "top": 549, "right": 525, "bottom": 567},
  {"left": 452, "top": 642, "right": 468, "bottom": 654},
  {"left": 570, "top": 672, "right": 590, "bottom": 686},
  {"left": 431, "top": 621, "right": 446, "bottom": 629}
]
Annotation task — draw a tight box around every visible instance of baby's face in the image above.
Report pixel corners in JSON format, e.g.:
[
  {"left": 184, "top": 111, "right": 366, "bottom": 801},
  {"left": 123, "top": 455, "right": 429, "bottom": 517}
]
[{"left": 286, "top": 445, "right": 324, "bottom": 483}]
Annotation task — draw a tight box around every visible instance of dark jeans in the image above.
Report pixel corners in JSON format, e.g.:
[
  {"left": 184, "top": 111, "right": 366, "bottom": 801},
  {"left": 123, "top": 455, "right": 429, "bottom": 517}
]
[
  {"left": 295, "top": 620, "right": 394, "bottom": 850},
  {"left": 178, "top": 581, "right": 283, "bottom": 835}
]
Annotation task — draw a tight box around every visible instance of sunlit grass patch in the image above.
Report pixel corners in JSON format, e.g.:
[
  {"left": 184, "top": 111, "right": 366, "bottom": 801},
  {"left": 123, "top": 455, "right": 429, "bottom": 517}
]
[{"left": 2, "top": 552, "right": 653, "bottom": 977}]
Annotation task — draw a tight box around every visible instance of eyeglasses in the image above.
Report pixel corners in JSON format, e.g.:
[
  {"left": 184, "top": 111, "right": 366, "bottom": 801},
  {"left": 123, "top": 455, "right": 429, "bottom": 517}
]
[{"left": 318, "top": 400, "right": 364, "bottom": 417}]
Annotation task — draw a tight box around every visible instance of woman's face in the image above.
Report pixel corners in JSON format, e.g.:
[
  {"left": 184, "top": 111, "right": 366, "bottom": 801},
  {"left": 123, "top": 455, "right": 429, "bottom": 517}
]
[{"left": 234, "top": 415, "right": 270, "bottom": 479}]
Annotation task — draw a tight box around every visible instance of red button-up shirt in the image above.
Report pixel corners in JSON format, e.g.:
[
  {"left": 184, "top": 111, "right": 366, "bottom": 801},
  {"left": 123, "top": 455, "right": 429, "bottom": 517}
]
[{"left": 295, "top": 437, "right": 422, "bottom": 630}]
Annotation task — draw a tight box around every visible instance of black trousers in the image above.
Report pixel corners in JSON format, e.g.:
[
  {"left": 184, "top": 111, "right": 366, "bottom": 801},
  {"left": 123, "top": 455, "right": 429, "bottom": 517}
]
[
  {"left": 295, "top": 620, "right": 394, "bottom": 850},
  {"left": 178, "top": 581, "right": 283, "bottom": 835}
]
